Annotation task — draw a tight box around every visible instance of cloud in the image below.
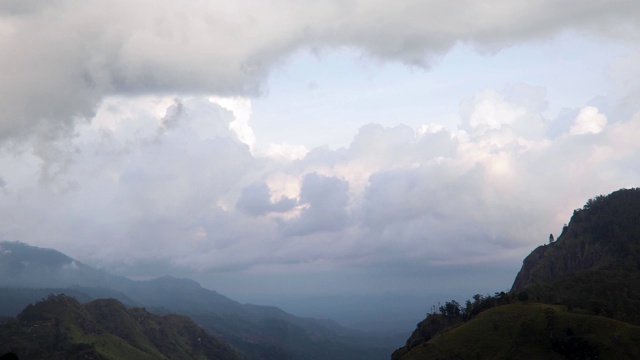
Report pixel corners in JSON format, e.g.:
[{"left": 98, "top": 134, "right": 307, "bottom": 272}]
[
  {"left": 0, "top": 82, "right": 637, "bottom": 295},
  {"left": 236, "top": 182, "right": 296, "bottom": 216},
  {"left": 462, "top": 89, "right": 527, "bottom": 133},
  {"left": 1, "top": 0, "right": 640, "bottom": 143},
  {"left": 570, "top": 106, "right": 608, "bottom": 135},
  {"left": 265, "top": 143, "right": 309, "bottom": 161},
  {"left": 280, "top": 172, "right": 350, "bottom": 237},
  {"left": 1, "top": 1, "right": 640, "bottom": 298}
]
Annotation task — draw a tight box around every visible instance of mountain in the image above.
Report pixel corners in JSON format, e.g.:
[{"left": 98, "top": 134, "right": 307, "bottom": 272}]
[
  {"left": 0, "top": 294, "right": 244, "bottom": 360},
  {"left": 393, "top": 188, "right": 640, "bottom": 359},
  {"left": 512, "top": 188, "right": 640, "bottom": 292},
  {"left": 0, "top": 242, "right": 394, "bottom": 360},
  {"left": 511, "top": 188, "right": 640, "bottom": 326}
]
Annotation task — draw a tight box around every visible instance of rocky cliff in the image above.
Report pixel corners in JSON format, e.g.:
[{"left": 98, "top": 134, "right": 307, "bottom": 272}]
[
  {"left": 510, "top": 236, "right": 608, "bottom": 292},
  {"left": 511, "top": 188, "right": 640, "bottom": 292}
]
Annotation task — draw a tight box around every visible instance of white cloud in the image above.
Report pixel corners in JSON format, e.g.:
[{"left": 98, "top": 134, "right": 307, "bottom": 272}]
[
  {"left": 465, "top": 89, "right": 527, "bottom": 133},
  {"left": 570, "top": 106, "right": 607, "bottom": 135},
  {"left": 210, "top": 96, "right": 257, "bottom": 150},
  {"left": 265, "top": 143, "right": 309, "bottom": 161}
]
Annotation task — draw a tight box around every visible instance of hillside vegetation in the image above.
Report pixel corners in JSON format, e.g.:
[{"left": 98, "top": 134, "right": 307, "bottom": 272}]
[
  {"left": 0, "top": 294, "right": 244, "bottom": 360},
  {"left": 394, "top": 188, "right": 640, "bottom": 359},
  {"left": 394, "top": 303, "right": 640, "bottom": 360}
]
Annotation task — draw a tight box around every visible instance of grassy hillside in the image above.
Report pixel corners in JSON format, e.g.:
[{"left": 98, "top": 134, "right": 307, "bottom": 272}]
[
  {"left": 0, "top": 294, "right": 244, "bottom": 360},
  {"left": 394, "top": 303, "right": 640, "bottom": 360}
]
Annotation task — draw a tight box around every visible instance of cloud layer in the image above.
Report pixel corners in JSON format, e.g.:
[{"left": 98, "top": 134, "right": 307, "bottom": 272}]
[
  {"left": 0, "top": 89, "right": 638, "bottom": 281},
  {"left": 1, "top": 1, "right": 640, "bottom": 297},
  {"left": 1, "top": 0, "right": 640, "bottom": 141}
]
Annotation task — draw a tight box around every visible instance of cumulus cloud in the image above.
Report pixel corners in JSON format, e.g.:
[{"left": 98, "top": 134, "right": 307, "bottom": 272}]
[
  {"left": 0, "top": 84, "right": 637, "bottom": 291},
  {"left": 570, "top": 106, "right": 607, "bottom": 135},
  {"left": 236, "top": 182, "right": 296, "bottom": 216},
  {"left": 280, "top": 173, "right": 350, "bottom": 237}
]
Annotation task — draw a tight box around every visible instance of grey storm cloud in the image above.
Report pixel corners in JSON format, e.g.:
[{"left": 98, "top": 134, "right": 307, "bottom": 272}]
[
  {"left": 280, "top": 172, "right": 350, "bottom": 237},
  {"left": 1, "top": 0, "right": 640, "bottom": 142},
  {"left": 236, "top": 182, "right": 296, "bottom": 216}
]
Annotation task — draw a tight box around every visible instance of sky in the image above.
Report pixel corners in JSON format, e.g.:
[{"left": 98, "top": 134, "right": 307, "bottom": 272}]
[{"left": 1, "top": 0, "right": 640, "bottom": 319}]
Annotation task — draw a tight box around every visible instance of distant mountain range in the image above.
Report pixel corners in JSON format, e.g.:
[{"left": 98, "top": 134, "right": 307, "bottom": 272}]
[
  {"left": 0, "top": 241, "right": 395, "bottom": 360},
  {"left": 393, "top": 188, "right": 640, "bottom": 359}
]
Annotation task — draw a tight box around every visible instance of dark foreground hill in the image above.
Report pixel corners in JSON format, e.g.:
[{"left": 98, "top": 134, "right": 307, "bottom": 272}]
[
  {"left": 393, "top": 188, "right": 640, "bottom": 360},
  {"left": 0, "top": 242, "right": 394, "bottom": 360},
  {"left": 0, "top": 294, "right": 243, "bottom": 360},
  {"left": 394, "top": 303, "right": 640, "bottom": 360}
]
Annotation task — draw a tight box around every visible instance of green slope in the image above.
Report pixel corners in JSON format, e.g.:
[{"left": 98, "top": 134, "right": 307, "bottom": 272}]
[
  {"left": 395, "top": 303, "right": 640, "bottom": 360},
  {"left": 0, "top": 294, "right": 244, "bottom": 360}
]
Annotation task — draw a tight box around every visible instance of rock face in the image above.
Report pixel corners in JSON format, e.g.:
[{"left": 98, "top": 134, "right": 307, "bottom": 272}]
[
  {"left": 511, "top": 245, "right": 548, "bottom": 292},
  {"left": 511, "top": 188, "right": 640, "bottom": 293},
  {"left": 511, "top": 238, "right": 608, "bottom": 292}
]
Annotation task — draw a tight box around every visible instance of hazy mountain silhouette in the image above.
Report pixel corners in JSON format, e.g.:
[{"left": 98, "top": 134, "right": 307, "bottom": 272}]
[{"left": 0, "top": 241, "right": 394, "bottom": 359}]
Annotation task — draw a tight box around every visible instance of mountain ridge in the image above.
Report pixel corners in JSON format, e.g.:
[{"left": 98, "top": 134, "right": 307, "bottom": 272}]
[
  {"left": 393, "top": 187, "right": 640, "bottom": 359},
  {"left": 0, "top": 241, "right": 394, "bottom": 360},
  {"left": 512, "top": 187, "right": 640, "bottom": 292}
]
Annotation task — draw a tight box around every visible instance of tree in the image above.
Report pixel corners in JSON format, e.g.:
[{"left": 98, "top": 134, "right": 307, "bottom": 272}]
[
  {"left": 549, "top": 233, "right": 555, "bottom": 243},
  {"left": 439, "top": 300, "right": 461, "bottom": 317}
]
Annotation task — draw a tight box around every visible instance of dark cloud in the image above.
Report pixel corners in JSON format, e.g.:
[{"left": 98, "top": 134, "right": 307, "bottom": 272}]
[
  {"left": 236, "top": 182, "right": 296, "bottom": 216},
  {"left": 280, "top": 173, "right": 350, "bottom": 237}
]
